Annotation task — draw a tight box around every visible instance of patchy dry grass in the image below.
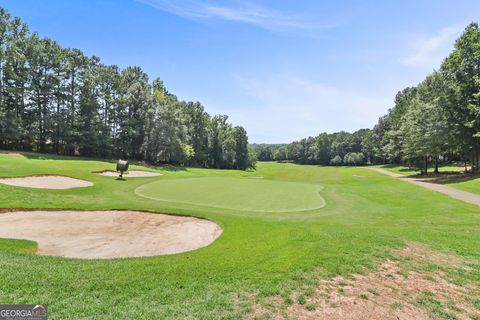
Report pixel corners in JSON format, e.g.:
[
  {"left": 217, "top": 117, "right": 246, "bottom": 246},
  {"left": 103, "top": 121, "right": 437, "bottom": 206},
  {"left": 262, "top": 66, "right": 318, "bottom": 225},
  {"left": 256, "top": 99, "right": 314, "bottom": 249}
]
[{"left": 241, "top": 242, "right": 480, "bottom": 320}]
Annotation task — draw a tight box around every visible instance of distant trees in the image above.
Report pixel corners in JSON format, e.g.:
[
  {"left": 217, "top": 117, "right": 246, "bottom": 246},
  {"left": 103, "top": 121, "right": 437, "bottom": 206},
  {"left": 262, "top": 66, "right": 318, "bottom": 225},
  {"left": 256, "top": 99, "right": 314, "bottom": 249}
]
[
  {"left": 250, "top": 144, "right": 289, "bottom": 161},
  {"left": 252, "top": 22, "right": 480, "bottom": 172},
  {"left": 343, "top": 152, "right": 365, "bottom": 166},
  {"left": 0, "top": 7, "right": 255, "bottom": 170},
  {"left": 330, "top": 155, "right": 342, "bottom": 166},
  {"left": 252, "top": 129, "right": 372, "bottom": 166}
]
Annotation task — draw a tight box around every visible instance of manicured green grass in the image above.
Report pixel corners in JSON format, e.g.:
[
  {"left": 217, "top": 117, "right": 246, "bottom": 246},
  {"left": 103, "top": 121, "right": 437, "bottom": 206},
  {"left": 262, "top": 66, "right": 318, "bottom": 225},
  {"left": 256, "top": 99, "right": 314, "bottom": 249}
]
[
  {"left": 135, "top": 177, "right": 325, "bottom": 213},
  {"left": 378, "top": 163, "right": 480, "bottom": 195},
  {"left": 0, "top": 153, "right": 479, "bottom": 319},
  {"left": 448, "top": 179, "right": 480, "bottom": 195}
]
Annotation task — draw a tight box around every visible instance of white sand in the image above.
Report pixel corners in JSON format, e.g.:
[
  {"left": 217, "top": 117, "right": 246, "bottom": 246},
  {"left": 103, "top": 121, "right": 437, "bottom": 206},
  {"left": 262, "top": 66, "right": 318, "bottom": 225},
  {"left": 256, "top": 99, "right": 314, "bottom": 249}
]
[
  {"left": 97, "top": 170, "right": 162, "bottom": 177},
  {"left": 0, "top": 175, "right": 93, "bottom": 189},
  {"left": 0, "top": 210, "right": 222, "bottom": 259}
]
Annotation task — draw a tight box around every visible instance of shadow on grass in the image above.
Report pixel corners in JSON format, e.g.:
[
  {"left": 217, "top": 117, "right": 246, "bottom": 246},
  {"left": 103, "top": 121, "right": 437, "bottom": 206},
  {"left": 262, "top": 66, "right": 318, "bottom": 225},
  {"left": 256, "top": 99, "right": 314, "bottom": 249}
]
[
  {"left": 380, "top": 162, "right": 473, "bottom": 175},
  {"left": 151, "top": 164, "right": 188, "bottom": 172},
  {"left": 379, "top": 164, "right": 417, "bottom": 173},
  {"left": 420, "top": 173, "right": 480, "bottom": 185},
  {"left": 21, "top": 151, "right": 117, "bottom": 163},
  {"left": 397, "top": 171, "right": 480, "bottom": 185},
  {"left": 379, "top": 164, "right": 399, "bottom": 168},
  {"left": 2, "top": 150, "right": 188, "bottom": 171}
]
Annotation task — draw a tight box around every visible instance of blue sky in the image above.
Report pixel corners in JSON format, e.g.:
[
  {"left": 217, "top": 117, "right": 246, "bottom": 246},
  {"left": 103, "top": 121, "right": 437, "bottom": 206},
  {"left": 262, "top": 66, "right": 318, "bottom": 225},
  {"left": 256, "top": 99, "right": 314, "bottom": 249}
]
[{"left": 1, "top": 0, "right": 479, "bottom": 143}]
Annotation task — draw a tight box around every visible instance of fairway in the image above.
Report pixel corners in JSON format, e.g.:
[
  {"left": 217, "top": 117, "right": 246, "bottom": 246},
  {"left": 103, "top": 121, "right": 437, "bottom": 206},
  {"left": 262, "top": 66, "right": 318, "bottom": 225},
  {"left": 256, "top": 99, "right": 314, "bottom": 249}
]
[
  {"left": 1, "top": 155, "right": 479, "bottom": 319},
  {"left": 135, "top": 177, "right": 325, "bottom": 212}
]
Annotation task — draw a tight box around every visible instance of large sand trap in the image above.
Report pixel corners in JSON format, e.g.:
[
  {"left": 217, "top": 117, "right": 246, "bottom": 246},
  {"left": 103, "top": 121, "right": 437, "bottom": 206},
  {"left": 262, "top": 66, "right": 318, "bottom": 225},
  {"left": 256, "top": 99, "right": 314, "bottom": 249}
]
[
  {"left": 0, "top": 210, "right": 222, "bottom": 259},
  {"left": 96, "top": 170, "right": 162, "bottom": 177},
  {"left": 0, "top": 175, "right": 93, "bottom": 189}
]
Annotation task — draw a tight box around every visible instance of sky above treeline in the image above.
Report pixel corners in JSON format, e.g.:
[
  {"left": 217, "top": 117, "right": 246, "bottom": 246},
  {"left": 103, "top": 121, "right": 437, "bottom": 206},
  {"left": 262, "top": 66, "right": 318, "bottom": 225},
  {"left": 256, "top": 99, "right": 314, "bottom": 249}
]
[{"left": 1, "top": 0, "right": 479, "bottom": 143}]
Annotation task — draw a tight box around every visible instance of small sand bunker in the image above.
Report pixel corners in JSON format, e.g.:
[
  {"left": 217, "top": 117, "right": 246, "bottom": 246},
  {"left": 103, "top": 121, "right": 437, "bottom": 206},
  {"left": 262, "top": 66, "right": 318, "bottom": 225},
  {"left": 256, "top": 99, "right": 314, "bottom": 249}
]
[
  {"left": 0, "top": 210, "right": 222, "bottom": 259},
  {"left": 96, "top": 170, "right": 162, "bottom": 177},
  {"left": 0, "top": 175, "right": 93, "bottom": 189}
]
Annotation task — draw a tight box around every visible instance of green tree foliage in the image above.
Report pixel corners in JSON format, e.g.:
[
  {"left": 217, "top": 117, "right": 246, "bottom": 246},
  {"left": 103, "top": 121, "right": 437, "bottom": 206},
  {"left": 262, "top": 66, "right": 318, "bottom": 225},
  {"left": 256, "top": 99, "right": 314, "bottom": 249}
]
[
  {"left": 343, "top": 152, "right": 365, "bottom": 166},
  {"left": 0, "top": 7, "right": 254, "bottom": 170},
  {"left": 252, "top": 129, "right": 372, "bottom": 166},
  {"left": 232, "top": 126, "right": 250, "bottom": 170},
  {"left": 330, "top": 155, "right": 342, "bottom": 166},
  {"left": 252, "top": 23, "right": 480, "bottom": 171},
  {"left": 441, "top": 22, "right": 480, "bottom": 172}
]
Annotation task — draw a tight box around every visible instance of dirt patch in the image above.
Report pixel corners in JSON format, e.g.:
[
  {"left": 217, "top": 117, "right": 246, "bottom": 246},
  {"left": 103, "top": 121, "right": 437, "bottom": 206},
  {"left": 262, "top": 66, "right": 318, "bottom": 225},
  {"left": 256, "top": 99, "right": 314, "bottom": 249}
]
[
  {"left": 0, "top": 175, "right": 93, "bottom": 189},
  {"left": 0, "top": 210, "right": 222, "bottom": 259},
  {"left": 394, "top": 241, "right": 466, "bottom": 268},
  {"left": 243, "top": 242, "right": 480, "bottom": 320},
  {"left": 96, "top": 170, "right": 162, "bottom": 177}
]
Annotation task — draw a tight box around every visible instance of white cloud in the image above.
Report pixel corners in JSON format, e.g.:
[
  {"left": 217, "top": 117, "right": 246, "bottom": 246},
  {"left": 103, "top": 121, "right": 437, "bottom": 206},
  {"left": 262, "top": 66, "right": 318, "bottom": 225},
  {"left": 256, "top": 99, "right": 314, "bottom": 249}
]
[
  {"left": 401, "top": 25, "right": 463, "bottom": 68},
  {"left": 137, "top": 0, "right": 314, "bottom": 31},
  {"left": 216, "top": 75, "right": 392, "bottom": 143}
]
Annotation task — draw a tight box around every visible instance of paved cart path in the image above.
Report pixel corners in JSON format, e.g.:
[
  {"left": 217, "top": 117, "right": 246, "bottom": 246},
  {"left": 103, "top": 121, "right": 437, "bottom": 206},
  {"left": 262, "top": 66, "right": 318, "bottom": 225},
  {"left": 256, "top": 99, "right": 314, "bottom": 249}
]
[{"left": 369, "top": 168, "right": 480, "bottom": 206}]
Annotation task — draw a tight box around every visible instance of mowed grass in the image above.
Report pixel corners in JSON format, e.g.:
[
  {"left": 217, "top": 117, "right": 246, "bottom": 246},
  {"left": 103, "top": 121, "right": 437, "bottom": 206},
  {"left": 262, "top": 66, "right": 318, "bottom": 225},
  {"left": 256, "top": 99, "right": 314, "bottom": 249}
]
[
  {"left": 135, "top": 177, "right": 325, "bottom": 212},
  {"left": 379, "top": 163, "right": 480, "bottom": 195},
  {"left": 0, "top": 153, "right": 479, "bottom": 319}
]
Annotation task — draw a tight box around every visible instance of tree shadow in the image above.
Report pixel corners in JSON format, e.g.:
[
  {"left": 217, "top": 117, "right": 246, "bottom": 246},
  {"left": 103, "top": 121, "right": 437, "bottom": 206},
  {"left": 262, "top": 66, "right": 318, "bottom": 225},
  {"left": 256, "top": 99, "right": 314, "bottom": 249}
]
[
  {"left": 408, "top": 172, "right": 480, "bottom": 185},
  {"left": 20, "top": 151, "right": 117, "bottom": 163},
  {"left": 379, "top": 164, "right": 416, "bottom": 172},
  {"left": 426, "top": 174, "right": 479, "bottom": 185},
  {"left": 148, "top": 164, "right": 188, "bottom": 172},
  {"left": 10, "top": 151, "right": 189, "bottom": 171},
  {"left": 379, "top": 164, "right": 398, "bottom": 168}
]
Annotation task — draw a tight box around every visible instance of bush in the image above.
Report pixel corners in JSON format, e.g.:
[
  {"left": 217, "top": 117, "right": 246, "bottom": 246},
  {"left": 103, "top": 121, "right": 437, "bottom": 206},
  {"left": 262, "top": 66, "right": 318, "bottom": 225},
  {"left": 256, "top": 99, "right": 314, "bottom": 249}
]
[
  {"left": 343, "top": 152, "right": 365, "bottom": 166},
  {"left": 330, "top": 155, "right": 343, "bottom": 166}
]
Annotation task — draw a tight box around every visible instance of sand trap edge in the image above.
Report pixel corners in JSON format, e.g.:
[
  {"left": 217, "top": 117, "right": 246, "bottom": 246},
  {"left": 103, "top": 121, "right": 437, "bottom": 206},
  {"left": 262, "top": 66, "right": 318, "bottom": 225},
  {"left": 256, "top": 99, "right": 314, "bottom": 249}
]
[
  {"left": 0, "top": 174, "right": 94, "bottom": 189},
  {"left": 0, "top": 209, "right": 222, "bottom": 259}
]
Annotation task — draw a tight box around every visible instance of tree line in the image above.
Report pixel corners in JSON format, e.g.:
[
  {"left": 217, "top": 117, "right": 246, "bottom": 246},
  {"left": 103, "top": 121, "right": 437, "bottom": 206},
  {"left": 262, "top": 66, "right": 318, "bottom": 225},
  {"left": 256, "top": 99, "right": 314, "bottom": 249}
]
[
  {"left": 251, "top": 129, "right": 372, "bottom": 166},
  {"left": 0, "top": 7, "right": 256, "bottom": 170},
  {"left": 252, "top": 23, "right": 480, "bottom": 174}
]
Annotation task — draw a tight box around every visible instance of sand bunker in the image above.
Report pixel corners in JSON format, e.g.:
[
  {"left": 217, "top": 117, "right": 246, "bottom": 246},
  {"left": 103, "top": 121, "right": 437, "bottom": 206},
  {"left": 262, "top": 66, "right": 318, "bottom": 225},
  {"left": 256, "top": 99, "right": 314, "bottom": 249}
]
[
  {"left": 0, "top": 210, "right": 222, "bottom": 259},
  {"left": 0, "top": 175, "right": 93, "bottom": 189},
  {"left": 96, "top": 170, "right": 162, "bottom": 177}
]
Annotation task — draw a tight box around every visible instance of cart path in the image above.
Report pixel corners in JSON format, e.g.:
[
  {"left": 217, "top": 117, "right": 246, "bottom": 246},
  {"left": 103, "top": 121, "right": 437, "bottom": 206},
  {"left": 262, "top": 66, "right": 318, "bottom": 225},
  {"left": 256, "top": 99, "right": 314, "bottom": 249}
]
[{"left": 369, "top": 167, "right": 480, "bottom": 206}]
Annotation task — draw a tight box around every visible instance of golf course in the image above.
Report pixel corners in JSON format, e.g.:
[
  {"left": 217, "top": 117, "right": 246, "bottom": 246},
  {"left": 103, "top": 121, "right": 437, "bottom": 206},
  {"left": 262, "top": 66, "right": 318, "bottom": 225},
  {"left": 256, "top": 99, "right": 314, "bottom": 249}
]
[
  {"left": 0, "top": 152, "right": 479, "bottom": 319},
  {"left": 1, "top": 2, "right": 480, "bottom": 319}
]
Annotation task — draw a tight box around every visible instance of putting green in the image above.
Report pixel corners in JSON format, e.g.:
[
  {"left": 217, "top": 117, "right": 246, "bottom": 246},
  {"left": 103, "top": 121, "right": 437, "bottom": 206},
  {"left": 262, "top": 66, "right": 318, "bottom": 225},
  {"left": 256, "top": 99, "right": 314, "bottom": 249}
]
[{"left": 135, "top": 177, "right": 325, "bottom": 213}]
